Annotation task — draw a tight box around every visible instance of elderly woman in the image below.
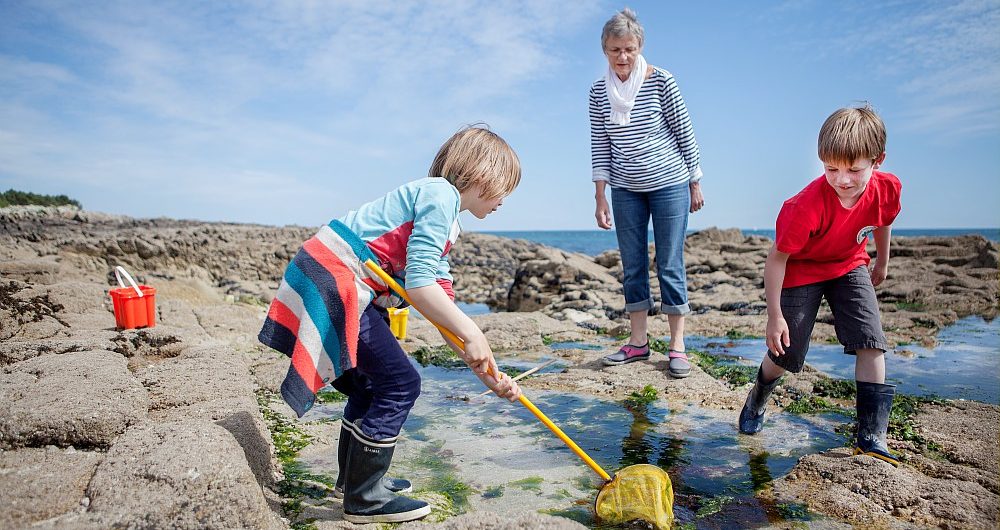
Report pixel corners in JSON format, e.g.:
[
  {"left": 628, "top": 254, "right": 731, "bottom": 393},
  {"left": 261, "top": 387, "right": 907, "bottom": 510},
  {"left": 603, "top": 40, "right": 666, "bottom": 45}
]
[{"left": 591, "top": 8, "right": 705, "bottom": 378}]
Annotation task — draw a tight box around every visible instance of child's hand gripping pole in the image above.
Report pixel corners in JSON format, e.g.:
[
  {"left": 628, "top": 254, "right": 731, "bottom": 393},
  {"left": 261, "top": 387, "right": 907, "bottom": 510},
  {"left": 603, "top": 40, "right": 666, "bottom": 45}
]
[{"left": 363, "top": 259, "right": 611, "bottom": 482}]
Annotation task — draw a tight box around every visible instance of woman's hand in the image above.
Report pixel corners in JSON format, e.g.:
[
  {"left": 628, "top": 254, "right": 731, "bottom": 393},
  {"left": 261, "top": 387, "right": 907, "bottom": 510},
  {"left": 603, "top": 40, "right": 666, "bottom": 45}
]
[
  {"left": 689, "top": 181, "right": 704, "bottom": 213},
  {"left": 595, "top": 193, "right": 612, "bottom": 229}
]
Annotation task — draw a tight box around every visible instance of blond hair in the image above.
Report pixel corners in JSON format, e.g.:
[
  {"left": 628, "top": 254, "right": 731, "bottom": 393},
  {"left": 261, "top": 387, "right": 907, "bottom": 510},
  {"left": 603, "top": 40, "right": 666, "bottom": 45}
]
[
  {"left": 818, "top": 103, "right": 886, "bottom": 165},
  {"left": 428, "top": 125, "right": 521, "bottom": 199}
]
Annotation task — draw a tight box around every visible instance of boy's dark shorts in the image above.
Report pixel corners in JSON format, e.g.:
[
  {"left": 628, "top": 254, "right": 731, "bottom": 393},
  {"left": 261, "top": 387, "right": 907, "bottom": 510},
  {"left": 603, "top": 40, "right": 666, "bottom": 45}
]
[{"left": 767, "top": 265, "right": 889, "bottom": 373}]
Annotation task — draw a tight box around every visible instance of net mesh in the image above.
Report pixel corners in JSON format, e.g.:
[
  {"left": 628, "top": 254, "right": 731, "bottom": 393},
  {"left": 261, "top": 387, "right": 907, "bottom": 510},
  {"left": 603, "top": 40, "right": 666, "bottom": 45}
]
[{"left": 594, "top": 464, "right": 674, "bottom": 530}]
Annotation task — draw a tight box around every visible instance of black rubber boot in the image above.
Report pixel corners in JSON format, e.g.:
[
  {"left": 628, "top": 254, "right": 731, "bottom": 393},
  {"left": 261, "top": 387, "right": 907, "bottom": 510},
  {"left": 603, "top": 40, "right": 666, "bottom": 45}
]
[
  {"left": 853, "top": 381, "right": 900, "bottom": 467},
  {"left": 342, "top": 424, "right": 430, "bottom": 524},
  {"left": 738, "top": 367, "right": 782, "bottom": 434},
  {"left": 334, "top": 421, "right": 411, "bottom": 499}
]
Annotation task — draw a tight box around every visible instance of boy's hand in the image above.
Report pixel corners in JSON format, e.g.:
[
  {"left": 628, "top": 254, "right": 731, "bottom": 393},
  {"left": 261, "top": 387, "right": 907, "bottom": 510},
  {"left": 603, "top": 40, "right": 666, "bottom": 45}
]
[
  {"left": 766, "top": 316, "right": 790, "bottom": 355},
  {"left": 869, "top": 261, "right": 888, "bottom": 287},
  {"left": 476, "top": 369, "right": 522, "bottom": 402}
]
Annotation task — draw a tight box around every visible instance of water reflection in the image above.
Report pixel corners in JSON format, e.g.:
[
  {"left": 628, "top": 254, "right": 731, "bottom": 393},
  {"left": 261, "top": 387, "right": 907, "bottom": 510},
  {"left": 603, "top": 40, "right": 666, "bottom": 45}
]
[
  {"left": 619, "top": 405, "right": 689, "bottom": 471},
  {"left": 746, "top": 451, "right": 772, "bottom": 493},
  {"left": 688, "top": 316, "right": 999, "bottom": 403}
]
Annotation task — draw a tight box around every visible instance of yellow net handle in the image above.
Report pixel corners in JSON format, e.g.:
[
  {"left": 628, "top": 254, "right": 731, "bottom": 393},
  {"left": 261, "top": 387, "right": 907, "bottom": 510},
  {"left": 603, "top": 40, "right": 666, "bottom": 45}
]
[{"left": 363, "top": 259, "right": 612, "bottom": 482}]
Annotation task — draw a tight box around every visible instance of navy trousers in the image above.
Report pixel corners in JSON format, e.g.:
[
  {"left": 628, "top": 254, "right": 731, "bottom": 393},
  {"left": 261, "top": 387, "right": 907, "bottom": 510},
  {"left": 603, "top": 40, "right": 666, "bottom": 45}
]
[{"left": 331, "top": 305, "right": 421, "bottom": 440}]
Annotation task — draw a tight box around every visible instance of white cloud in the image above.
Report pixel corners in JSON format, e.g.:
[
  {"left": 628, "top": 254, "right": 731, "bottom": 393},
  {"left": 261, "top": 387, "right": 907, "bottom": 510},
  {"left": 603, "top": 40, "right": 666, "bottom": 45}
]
[
  {"left": 794, "top": 0, "right": 1000, "bottom": 136},
  {"left": 1, "top": 1, "right": 602, "bottom": 224}
]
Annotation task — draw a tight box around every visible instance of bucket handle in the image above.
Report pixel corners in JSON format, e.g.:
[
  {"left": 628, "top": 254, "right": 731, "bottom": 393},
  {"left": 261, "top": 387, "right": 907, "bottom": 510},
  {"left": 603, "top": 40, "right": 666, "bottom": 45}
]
[{"left": 114, "top": 266, "right": 144, "bottom": 298}]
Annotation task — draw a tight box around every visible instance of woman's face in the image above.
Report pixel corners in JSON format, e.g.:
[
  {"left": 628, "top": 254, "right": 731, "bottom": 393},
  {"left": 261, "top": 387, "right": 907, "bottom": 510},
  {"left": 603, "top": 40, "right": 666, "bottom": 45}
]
[{"left": 604, "top": 34, "right": 641, "bottom": 81}]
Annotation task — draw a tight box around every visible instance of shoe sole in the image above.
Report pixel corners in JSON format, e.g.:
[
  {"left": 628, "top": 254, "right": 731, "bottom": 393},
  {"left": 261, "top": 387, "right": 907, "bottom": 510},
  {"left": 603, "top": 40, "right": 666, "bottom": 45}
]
[
  {"left": 668, "top": 369, "right": 690, "bottom": 378},
  {"left": 852, "top": 447, "right": 900, "bottom": 467},
  {"left": 602, "top": 355, "right": 650, "bottom": 366},
  {"left": 343, "top": 505, "right": 431, "bottom": 523}
]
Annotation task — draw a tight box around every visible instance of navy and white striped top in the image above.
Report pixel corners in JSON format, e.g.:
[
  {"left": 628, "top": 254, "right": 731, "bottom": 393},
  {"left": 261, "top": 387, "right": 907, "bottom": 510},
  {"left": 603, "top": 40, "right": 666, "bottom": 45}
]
[{"left": 589, "top": 67, "right": 702, "bottom": 192}]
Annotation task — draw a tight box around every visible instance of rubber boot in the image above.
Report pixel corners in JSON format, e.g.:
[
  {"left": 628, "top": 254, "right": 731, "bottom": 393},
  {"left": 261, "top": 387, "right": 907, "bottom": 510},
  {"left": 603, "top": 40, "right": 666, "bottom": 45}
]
[
  {"left": 853, "top": 381, "right": 900, "bottom": 467},
  {"left": 334, "top": 420, "right": 411, "bottom": 499},
  {"left": 342, "top": 424, "right": 430, "bottom": 524},
  {"left": 738, "top": 367, "right": 782, "bottom": 434}
]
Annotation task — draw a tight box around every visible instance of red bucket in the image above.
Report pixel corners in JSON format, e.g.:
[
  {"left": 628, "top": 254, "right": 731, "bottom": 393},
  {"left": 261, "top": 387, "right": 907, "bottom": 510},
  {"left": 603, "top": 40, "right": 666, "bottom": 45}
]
[{"left": 109, "top": 266, "right": 156, "bottom": 329}]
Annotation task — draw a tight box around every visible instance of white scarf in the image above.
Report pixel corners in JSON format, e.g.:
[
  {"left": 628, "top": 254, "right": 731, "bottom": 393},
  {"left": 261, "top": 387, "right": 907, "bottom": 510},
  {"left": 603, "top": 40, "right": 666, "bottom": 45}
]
[{"left": 605, "top": 53, "right": 647, "bottom": 126}]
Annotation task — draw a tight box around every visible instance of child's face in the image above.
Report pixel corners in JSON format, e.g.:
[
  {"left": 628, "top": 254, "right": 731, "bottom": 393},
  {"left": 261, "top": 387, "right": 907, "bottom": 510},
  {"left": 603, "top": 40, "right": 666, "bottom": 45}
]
[
  {"left": 464, "top": 185, "right": 506, "bottom": 219},
  {"left": 823, "top": 155, "right": 884, "bottom": 205},
  {"left": 468, "top": 193, "right": 505, "bottom": 220}
]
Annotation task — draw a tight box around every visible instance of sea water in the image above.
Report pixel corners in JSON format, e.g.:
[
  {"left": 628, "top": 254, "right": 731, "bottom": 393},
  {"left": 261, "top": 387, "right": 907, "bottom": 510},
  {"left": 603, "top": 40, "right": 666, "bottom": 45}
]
[{"left": 485, "top": 228, "right": 999, "bottom": 257}]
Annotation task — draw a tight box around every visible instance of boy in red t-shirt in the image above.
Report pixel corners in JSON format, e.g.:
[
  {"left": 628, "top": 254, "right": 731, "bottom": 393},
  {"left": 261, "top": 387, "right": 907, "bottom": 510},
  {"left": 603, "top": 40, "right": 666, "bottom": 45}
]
[{"left": 738, "top": 104, "right": 902, "bottom": 467}]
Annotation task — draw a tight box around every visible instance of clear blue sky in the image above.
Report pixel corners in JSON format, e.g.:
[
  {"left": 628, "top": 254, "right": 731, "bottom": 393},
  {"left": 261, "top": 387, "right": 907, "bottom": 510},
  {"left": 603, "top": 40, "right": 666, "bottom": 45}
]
[{"left": 2, "top": 1, "right": 998, "bottom": 230}]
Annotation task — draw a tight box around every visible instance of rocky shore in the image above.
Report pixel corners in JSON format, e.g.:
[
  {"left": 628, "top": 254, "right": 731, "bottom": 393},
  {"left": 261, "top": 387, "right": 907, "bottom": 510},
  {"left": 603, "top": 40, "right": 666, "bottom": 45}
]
[{"left": 1, "top": 205, "right": 997, "bottom": 529}]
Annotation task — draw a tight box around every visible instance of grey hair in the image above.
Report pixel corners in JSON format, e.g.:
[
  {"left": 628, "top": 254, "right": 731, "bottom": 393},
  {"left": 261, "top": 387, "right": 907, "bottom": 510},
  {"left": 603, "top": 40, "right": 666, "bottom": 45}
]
[{"left": 601, "top": 7, "right": 644, "bottom": 50}]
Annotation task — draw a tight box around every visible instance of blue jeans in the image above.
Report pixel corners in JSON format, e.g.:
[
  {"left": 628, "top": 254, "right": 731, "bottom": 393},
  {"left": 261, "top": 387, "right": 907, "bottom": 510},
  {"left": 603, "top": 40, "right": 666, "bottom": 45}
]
[
  {"left": 331, "top": 305, "right": 421, "bottom": 440},
  {"left": 611, "top": 183, "right": 691, "bottom": 315}
]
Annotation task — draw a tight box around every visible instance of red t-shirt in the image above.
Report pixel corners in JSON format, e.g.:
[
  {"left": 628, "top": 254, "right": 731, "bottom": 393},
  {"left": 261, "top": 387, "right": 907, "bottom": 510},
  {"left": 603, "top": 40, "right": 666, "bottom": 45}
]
[{"left": 775, "top": 171, "right": 901, "bottom": 288}]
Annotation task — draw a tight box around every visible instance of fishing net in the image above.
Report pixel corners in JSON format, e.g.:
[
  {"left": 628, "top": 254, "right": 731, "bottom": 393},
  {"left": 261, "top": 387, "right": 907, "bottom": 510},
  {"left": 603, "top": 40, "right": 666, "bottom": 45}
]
[{"left": 595, "top": 464, "right": 674, "bottom": 530}]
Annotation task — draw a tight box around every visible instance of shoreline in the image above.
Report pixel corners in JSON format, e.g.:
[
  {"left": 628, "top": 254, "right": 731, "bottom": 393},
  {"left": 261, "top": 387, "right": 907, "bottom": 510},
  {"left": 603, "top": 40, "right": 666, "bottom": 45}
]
[{"left": 1, "top": 206, "right": 996, "bottom": 529}]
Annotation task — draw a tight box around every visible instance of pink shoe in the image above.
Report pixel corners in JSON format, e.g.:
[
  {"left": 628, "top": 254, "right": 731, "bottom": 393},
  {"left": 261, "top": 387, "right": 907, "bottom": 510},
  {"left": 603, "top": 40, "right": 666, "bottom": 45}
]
[
  {"left": 668, "top": 350, "right": 690, "bottom": 378},
  {"left": 602, "top": 343, "right": 650, "bottom": 366}
]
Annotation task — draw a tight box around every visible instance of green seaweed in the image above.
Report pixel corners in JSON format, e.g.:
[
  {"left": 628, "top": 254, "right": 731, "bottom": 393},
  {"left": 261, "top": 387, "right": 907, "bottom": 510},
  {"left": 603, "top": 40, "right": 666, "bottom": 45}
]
[
  {"left": 509, "top": 476, "right": 545, "bottom": 492},
  {"left": 690, "top": 350, "right": 756, "bottom": 387},
  {"left": 777, "top": 502, "right": 811, "bottom": 520},
  {"left": 539, "top": 506, "right": 592, "bottom": 525},
  {"left": 257, "top": 391, "right": 336, "bottom": 524},
  {"left": 696, "top": 494, "right": 735, "bottom": 517},
  {"left": 648, "top": 336, "right": 669, "bottom": 353},
  {"left": 785, "top": 395, "right": 840, "bottom": 415},
  {"left": 314, "top": 388, "right": 347, "bottom": 403},
  {"left": 542, "top": 334, "right": 554, "bottom": 345},
  {"left": 411, "top": 345, "right": 464, "bottom": 368},
  {"left": 895, "top": 301, "right": 925, "bottom": 311},
  {"left": 812, "top": 378, "right": 856, "bottom": 399},
  {"left": 888, "top": 393, "right": 947, "bottom": 452},
  {"left": 410, "top": 446, "right": 474, "bottom": 510},
  {"left": 623, "top": 384, "right": 659, "bottom": 411},
  {"left": 725, "top": 329, "right": 760, "bottom": 340},
  {"left": 482, "top": 485, "right": 504, "bottom": 499}
]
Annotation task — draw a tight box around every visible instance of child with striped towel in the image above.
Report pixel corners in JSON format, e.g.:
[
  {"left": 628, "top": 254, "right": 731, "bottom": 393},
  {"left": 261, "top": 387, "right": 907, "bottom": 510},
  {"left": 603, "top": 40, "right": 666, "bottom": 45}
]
[{"left": 258, "top": 125, "right": 522, "bottom": 523}]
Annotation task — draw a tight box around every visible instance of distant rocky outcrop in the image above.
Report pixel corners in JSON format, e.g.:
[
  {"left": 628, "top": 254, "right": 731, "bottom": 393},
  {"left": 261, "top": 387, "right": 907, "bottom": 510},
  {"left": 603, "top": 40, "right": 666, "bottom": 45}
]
[{"left": 453, "top": 227, "right": 997, "bottom": 347}]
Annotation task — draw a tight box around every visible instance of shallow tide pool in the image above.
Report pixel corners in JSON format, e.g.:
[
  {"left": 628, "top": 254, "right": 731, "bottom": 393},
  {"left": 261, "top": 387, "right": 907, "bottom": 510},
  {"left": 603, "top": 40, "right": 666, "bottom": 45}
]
[
  {"left": 693, "top": 316, "right": 999, "bottom": 403},
  {"left": 302, "top": 315, "right": 998, "bottom": 528}
]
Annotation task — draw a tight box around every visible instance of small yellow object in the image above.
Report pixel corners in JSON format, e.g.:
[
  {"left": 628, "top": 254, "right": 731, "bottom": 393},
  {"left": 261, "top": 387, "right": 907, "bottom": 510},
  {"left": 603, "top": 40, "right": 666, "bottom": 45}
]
[
  {"left": 595, "top": 464, "right": 674, "bottom": 530},
  {"left": 388, "top": 307, "right": 409, "bottom": 339}
]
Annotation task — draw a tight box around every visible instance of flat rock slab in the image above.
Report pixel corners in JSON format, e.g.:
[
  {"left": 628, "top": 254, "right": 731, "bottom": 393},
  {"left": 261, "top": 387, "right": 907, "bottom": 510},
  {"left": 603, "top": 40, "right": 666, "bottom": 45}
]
[
  {"left": 0, "top": 446, "right": 103, "bottom": 528},
  {"left": 138, "top": 349, "right": 256, "bottom": 412},
  {"left": 774, "top": 446, "right": 998, "bottom": 529},
  {"left": 0, "top": 332, "right": 119, "bottom": 366},
  {"left": 0, "top": 350, "right": 148, "bottom": 449},
  {"left": 137, "top": 349, "right": 280, "bottom": 486},
  {"left": 399, "top": 512, "right": 589, "bottom": 529},
  {"left": 86, "top": 419, "right": 280, "bottom": 530}
]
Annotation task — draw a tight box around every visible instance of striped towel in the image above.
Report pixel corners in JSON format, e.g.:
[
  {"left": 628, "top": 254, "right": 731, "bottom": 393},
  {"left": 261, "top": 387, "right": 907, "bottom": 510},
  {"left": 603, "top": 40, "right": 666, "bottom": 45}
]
[{"left": 258, "top": 220, "right": 385, "bottom": 417}]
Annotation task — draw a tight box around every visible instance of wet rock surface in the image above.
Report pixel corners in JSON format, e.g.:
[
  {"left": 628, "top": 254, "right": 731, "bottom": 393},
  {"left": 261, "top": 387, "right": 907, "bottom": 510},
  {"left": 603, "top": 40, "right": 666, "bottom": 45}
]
[{"left": 1, "top": 205, "right": 996, "bottom": 529}]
